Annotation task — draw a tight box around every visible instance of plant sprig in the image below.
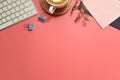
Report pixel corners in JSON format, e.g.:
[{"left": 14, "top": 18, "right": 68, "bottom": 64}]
[{"left": 75, "top": 1, "right": 89, "bottom": 23}]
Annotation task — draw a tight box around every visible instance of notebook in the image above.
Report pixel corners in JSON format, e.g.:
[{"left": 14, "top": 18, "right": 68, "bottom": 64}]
[
  {"left": 83, "top": 0, "right": 120, "bottom": 29},
  {"left": 78, "top": 2, "right": 120, "bottom": 30}
]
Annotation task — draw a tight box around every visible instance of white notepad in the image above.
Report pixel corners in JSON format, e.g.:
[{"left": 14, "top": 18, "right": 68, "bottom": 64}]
[{"left": 83, "top": 0, "right": 120, "bottom": 29}]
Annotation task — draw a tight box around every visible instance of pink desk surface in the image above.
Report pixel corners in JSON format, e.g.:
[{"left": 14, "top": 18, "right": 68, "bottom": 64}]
[{"left": 1, "top": 0, "right": 120, "bottom": 80}]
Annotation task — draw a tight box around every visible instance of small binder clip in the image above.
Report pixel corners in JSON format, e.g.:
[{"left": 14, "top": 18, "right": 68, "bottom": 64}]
[
  {"left": 26, "top": 23, "right": 33, "bottom": 31},
  {"left": 38, "top": 16, "right": 45, "bottom": 23},
  {"left": 38, "top": 13, "right": 47, "bottom": 23}
]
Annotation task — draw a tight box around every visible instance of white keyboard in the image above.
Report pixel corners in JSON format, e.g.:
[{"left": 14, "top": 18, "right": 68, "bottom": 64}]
[{"left": 0, "top": 0, "right": 37, "bottom": 30}]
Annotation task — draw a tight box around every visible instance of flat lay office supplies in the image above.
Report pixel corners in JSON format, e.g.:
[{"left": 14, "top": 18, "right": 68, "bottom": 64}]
[
  {"left": 0, "top": 0, "right": 120, "bottom": 30},
  {"left": 83, "top": 0, "right": 120, "bottom": 29},
  {"left": 1, "top": 1, "right": 120, "bottom": 80},
  {"left": 0, "top": 0, "right": 37, "bottom": 30}
]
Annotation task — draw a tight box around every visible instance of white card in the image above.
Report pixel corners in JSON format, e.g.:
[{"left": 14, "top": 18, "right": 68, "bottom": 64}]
[{"left": 83, "top": 0, "right": 120, "bottom": 29}]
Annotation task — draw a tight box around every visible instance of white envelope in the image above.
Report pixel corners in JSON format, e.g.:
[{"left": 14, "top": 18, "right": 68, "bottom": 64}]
[{"left": 83, "top": 0, "right": 120, "bottom": 29}]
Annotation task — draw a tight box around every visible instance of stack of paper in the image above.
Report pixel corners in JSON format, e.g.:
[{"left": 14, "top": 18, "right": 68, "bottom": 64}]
[{"left": 82, "top": 0, "right": 120, "bottom": 29}]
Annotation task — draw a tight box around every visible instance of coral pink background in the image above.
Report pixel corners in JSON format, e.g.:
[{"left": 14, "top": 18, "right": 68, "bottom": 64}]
[{"left": 0, "top": 0, "right": 120, "bottom": 80}]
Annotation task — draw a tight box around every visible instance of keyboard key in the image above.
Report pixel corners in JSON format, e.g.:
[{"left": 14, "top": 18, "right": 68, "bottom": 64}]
[
  {"left": 13, "top": 18, "right": 19, "bottom": 23},
  {"left": 7, "top": 0, "right": 12, "bottom": 4},
  {"left": 18, "top": 16, "right": 23, "bottom": 20},
  {"left": 25, "top": 0, "right": 30, "bottom": 2},
  {"left": 12, "top": 0, "right": 16, "bottom": 2},
  {"left": 0, "top": 20, "right": 2, "bottom": 24},
  {"left": 6, "top": 11, "right": 11, "bottom": 15},
  {"left": 3, "top": 7, "right": 8, "bottom": 11},
  {"left": 24, "top": 1, "right": 32, "bottom": 7},
  {"left": 24, "top": 6, "right": 34, "bottom": 12},
  {"left": 2, "top": 18, "right": 6, "bottom": 23},
  {"left": 12, "top": 3, "right": 16, "bottom": 7},
  {"left": 0, "top": 9, "right": 3, "bottom": 13},
  {"left": 27, "top": 12, "right": 33, "bottom": 17},
  {"left": 0, "top": 15, "right": 2, "bottom": 19},
  {"left": 0, "top": 4, "right": 3, "bottom": 8},
  {"left": 2, "top": 13, "right": 7, "bottom": 17},
  {"left": 11, "top": 14, "right": 16, "bottom": 19},
  {"left": 16, "top": 0, "right": 21, "bottom": 5},
  {"left": 32, "top": 10, "right": 37, "bottom": 15},
  {"left": 0, "top": 21, "right": 13, "bottom": 30},
  {"left": 15, "top": 7, "right": 20, "bottom": 11},
  {"left": 21, "top": 0, "right": 25, "bottom": 3},
  {"left": 11, "top": 9, "right": 16, "bottom": 13},
  {"left": 20, "top": 4, "right": 24, "bottom": 9},
  {"left": 20, "top": 10, "right": 24, "bottom": 15},
  {"left": 23, "top": 14, "right": 28, "bottom": 19},
  {"left": 6, "top": 16, "right": 11, "bottom": 21},
  {"left": 7, "top": 5, "right": 12, "bottom": 10},
  {"left": 15, "top": 12, "right": 20, "bottom": 17},
  {"left": 0, "top": 0, "right": 4, "bottom": 3},
  {"left": 3, "top": 1, "right": 7, "bottom": 6}
]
